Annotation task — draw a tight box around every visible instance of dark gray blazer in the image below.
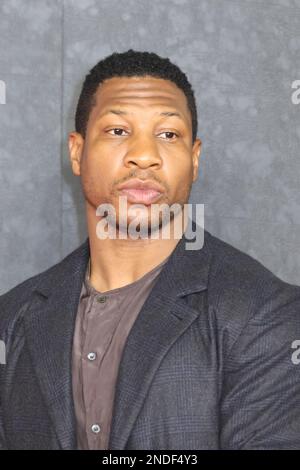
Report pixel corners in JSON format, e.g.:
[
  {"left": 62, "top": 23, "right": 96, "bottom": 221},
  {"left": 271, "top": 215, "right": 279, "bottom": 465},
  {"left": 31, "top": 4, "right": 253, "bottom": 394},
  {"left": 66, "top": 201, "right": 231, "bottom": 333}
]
[{"left": 1, "top": 224, "right": 300, "bottom": 450}]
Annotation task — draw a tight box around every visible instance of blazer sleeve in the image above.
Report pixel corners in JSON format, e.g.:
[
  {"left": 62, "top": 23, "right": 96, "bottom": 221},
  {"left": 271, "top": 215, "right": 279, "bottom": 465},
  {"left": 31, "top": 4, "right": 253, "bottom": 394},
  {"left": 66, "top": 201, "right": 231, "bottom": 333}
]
[
  {"left": 0, "top": 352, "right": 7, "bottom": 449},
  {"left": 0, "top": 297, "right": 8, "bottom": 450},
  {"left": 0, "top": 396, "right": 7, "bottom": 449},
  {"left": 220, "top": 281, "right": 300, "bottom": 449}
]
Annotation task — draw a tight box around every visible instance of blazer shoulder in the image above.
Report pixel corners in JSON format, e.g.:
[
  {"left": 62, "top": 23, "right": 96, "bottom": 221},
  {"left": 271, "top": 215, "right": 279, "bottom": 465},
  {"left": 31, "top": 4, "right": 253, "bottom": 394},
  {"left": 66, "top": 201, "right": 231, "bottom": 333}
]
[
  {"left": 205, "top": 231, "right": 300, "bottom": 334},
  {"left": 0, "top": 238, "right": 89, "bottom": 333},
  {"left": 0, "top": 271, "right": 42, "bottom": 333},
  {"left": 206, "top": 231, "right": 290, "bottom": 286}
]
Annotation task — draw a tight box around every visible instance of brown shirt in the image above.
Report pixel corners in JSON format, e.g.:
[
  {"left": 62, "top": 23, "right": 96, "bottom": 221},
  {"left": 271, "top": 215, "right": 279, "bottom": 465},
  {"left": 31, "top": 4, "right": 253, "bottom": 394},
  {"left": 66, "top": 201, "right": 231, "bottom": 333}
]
[{"left": 71, "top": 255, "right": 170, "bottom": 450}]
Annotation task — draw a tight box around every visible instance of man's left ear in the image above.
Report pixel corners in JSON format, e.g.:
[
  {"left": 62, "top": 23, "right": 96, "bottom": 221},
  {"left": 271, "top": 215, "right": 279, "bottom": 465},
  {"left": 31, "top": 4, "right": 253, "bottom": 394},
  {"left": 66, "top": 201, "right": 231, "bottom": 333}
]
[{"left": 192, "top": 137, "right": 202, "bottom": 182}]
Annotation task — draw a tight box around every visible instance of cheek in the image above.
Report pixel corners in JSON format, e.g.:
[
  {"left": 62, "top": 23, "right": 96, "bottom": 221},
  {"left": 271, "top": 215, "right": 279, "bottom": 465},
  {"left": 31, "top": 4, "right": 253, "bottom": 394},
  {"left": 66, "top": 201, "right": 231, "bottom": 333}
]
[
  {"left": 80, "top": 151, "right": 110, "bottom": 198},
  {"left": 82, "top": 144, "right": 108, "bottom": 179},
  {"left": 165, "top": 156, "right": 194, "bottom": 186}
]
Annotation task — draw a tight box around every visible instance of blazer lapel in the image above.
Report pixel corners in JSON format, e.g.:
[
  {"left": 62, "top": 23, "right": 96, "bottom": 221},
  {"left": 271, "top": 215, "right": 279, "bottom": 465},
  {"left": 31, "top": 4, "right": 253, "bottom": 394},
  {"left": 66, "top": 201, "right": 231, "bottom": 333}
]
[
  {"left": 24, "top": 238, "right": 90, "bottom": 450},
  {"left": 23, "top": 221, "right": 211, "bottom": 451},
  {"left": 108, "top": 223, "right": 212, "bottom": 449}
]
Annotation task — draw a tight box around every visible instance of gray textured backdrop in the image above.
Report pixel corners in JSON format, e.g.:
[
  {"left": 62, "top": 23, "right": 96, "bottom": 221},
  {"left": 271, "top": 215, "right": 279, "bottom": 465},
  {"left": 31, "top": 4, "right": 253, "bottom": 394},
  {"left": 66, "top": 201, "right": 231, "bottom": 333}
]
[{"left": 0, "top": 0, "right": 300, "bottom": 294}]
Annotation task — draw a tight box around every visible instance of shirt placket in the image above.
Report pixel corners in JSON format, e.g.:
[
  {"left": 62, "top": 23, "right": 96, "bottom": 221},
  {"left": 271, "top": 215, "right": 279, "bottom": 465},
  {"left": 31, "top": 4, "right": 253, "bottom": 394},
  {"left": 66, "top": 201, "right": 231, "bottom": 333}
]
[{"left": 81, "top": 292, "right": 115, "bottom": 450}]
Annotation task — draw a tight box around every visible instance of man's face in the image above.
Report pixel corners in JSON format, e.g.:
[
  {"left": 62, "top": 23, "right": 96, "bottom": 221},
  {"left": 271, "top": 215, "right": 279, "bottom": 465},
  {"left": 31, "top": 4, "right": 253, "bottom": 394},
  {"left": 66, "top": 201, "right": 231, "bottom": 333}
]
[{"left": 69, "top": 76, "right": 201, "bottom": 233}]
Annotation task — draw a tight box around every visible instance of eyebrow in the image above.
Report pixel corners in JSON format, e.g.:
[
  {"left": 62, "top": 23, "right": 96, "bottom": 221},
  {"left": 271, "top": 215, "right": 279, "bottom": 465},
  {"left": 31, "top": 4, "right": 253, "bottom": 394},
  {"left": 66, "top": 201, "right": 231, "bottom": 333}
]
[{"left": 100, "top": 109, "right": 185, "bottom": 121}]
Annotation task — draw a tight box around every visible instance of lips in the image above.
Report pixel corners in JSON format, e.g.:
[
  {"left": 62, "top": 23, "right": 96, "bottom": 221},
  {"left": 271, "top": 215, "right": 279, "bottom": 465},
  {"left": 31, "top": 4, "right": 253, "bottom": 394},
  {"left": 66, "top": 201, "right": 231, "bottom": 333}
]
[{"left": 117, "top": 179, "right": 165, "bottom": 205}]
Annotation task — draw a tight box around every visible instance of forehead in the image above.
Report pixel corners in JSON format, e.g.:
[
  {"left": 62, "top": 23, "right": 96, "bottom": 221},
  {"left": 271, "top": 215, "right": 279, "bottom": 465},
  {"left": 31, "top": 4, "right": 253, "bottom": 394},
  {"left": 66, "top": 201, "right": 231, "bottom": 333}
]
[{"left": 92, "top": 76, "right": 191, "bottom": 122}]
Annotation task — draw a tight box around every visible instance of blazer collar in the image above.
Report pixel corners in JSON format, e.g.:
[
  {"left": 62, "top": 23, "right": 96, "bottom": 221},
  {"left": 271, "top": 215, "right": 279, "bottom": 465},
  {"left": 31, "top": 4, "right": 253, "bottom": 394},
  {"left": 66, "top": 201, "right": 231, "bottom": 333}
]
[
  {"left": 34, "top": 220, "right": 211, "bottom": 301},
  {"left": 24, "top": 221, "right": 212, "bottom": 449}
]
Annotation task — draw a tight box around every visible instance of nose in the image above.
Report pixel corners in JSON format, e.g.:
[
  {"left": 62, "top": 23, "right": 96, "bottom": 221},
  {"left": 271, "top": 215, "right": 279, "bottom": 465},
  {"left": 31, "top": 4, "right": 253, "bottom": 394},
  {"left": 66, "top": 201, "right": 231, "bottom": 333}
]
[{"left": 123, "top": 133, "right": 162, "bottom": 170}]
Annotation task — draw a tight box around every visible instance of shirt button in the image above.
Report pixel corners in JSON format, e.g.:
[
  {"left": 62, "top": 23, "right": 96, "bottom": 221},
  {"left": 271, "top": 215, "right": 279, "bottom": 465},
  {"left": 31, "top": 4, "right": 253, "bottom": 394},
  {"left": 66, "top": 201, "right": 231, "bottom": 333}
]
[
  {"left": 97, "top": 296, "right": 107, "bottom": 303},
  {"left": 87, "top": 352, "right": 97, "bottom": 361},
  {"left": 91, "top": 424, "right": 101, "bottom": 434}
]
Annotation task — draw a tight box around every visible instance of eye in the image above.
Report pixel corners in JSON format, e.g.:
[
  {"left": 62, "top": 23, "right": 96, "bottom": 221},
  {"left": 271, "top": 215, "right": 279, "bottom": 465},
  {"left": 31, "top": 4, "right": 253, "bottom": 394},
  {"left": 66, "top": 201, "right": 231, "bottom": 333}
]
[
  {"left": 158, "top": 131, "right": 179, "bottom": 140},
  {"left": 106, "top": 128, "right": 129, "bottom": 136}
]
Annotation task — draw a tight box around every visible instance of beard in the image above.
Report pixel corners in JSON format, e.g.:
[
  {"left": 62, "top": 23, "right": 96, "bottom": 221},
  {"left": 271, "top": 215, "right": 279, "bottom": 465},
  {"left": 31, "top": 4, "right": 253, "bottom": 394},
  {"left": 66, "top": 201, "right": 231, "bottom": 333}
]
[
  {"left": 81, "top": 172, "right": 193, "bottom": 241},
  {"left": 104, "top": 197, "right": 188, "bottom": 240}
]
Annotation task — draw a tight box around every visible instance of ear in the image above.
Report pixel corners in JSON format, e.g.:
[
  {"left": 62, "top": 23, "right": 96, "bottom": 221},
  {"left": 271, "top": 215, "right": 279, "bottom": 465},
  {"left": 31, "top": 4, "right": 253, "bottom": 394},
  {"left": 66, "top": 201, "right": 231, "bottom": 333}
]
[
  {"left": 68, "top": 132, "right": 84, "bottom": 176},
  {"left": 192, "top": 137, "right": 202, "bottom": 182}
]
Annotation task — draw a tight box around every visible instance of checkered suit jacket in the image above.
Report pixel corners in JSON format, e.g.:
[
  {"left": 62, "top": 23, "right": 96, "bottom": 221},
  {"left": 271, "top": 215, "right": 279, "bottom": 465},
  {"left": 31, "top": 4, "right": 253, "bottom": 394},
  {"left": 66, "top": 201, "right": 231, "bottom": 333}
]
[{"left": 1, "top": 223, "right": 300, "bottom": 449}]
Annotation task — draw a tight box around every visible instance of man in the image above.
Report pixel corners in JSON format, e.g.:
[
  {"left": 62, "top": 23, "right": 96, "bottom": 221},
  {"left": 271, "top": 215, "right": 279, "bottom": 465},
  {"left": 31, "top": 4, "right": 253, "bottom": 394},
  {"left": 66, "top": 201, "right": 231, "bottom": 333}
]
[{"left": 0, "top": 49, "right": 300, "bottom": 450}]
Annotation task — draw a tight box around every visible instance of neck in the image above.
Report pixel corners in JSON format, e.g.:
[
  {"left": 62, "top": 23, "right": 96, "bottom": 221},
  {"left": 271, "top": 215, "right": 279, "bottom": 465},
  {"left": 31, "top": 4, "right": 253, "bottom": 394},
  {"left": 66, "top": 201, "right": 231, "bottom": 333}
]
[{"left": 85, "top": 203, "right": 188, "bottom": 293}]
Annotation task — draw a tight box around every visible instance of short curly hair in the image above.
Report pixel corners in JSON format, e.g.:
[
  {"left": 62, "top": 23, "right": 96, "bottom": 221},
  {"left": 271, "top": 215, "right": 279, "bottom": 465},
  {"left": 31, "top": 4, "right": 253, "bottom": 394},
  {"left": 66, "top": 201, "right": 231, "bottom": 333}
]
[{"left": 75, "top": 49, "right": 198, "bottom": 143}]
